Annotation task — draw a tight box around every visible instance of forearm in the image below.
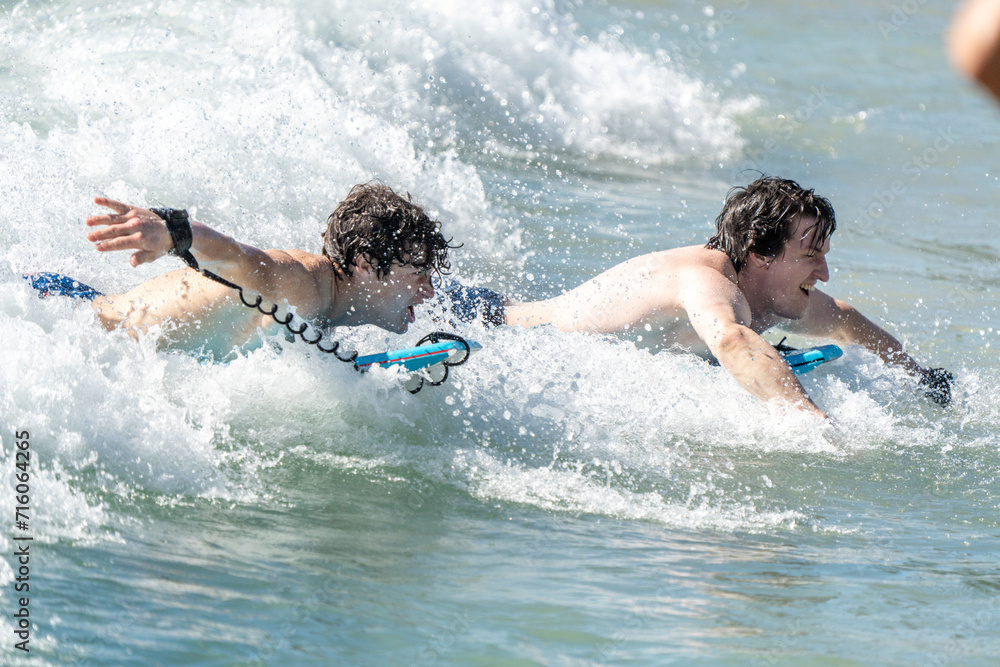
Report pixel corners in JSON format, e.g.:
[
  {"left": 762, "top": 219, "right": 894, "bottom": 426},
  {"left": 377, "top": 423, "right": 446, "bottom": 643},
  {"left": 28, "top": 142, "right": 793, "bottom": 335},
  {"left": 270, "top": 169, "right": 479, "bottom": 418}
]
[
  {"left": 712, "top": 326, "right": 827, "bottom": 418},
  {"left": 187, "top": 219, "right": 273, "bottom": 289},
  {"left": 849, "top": 325, "right": 922, "bottom": 374},
  {"left": 785, "top": 290, "right": 953, "bottom": 406},
  {"left": 89, "top": 198, "right": 274, "bottom": 288},
  {"left": 832, "top": 306, "right": 923, "bottom": 374},
  {"left": 838, "top": 311, "right": 954, "bottom": 406},
  {"left": 148, "top": 206, "right": 280, "bottom": 297},
  {"left": 794, "top": 292, "right": 925, "bottom": 374}
]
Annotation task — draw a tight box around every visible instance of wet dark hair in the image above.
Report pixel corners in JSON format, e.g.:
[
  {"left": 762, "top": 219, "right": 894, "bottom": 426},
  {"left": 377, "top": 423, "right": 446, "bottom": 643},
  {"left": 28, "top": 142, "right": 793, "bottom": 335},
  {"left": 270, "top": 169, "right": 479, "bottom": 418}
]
[
  {"left": 322, "top": 181, "right": 456, "bottom": 279},
  {"left": 705, "top": 176, "right": 836, "bottom": 274}
]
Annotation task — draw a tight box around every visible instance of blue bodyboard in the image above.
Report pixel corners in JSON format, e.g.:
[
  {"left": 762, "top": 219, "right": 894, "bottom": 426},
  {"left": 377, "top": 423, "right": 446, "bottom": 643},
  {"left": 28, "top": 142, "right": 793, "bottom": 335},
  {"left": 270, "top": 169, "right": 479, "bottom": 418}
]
[
  {"left": 354, "top": 339, "right": 482, "bottom": 373},
  {"left": 780, "top": 344, "right": 843, "bottom": 375}
]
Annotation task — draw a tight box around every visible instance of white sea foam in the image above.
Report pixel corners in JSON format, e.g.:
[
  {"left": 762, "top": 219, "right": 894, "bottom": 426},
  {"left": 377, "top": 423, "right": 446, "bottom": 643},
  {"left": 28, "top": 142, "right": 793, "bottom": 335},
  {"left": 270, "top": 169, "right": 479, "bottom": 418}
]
[
  {"left": 1, "top": 0, "right": 752, "bottom": 274},
  {"left": 218, "top": 321, "right": 985, "bottom": 533},
  {"left": 7, "top": 255, "right": 982, "bottom": 536},
  {"left": 0, "top": 279, "right": 250, "bottom": 504},
  {"left": 0, "top": 1, "right": 499, "bottom": 269},
  {"left": 307, "top": 0, "right": 752, "bottom": 165}
]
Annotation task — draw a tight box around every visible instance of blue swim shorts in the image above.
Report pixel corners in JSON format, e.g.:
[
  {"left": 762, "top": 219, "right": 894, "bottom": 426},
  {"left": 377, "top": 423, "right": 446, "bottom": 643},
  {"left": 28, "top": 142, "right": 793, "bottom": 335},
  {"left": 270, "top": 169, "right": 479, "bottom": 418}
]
[
  {"left": 435, "top": 279, "right": 507, "bottom": 328},
  {"left": 23, "top": 273, "right": 104, "bottom": 301}
]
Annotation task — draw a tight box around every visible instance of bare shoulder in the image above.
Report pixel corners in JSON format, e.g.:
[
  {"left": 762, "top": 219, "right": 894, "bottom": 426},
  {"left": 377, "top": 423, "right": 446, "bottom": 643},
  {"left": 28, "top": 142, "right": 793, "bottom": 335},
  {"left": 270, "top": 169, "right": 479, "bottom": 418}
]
[
  {"left": 258, "top": 248, "right": 333, "bottom": 309},
  {"left": 616, "top": 245, "right": 743, "bottom": 316},
  {"left": 610, "top": 245, "right": 734, "bottom": 279},
  {"left": 668, "top": 247, "right": 751, "bottom": 324},
  {"left": 580, "top": 245, "right": 738, "bottom": 307},
  {"left": 677, "top": 245, "right": 736, "bottom": 277},
  {"left": 782, "top": 288, "right": 854, "bottom": 336},
  {"left": 507, "top": 245, "right": 741, "bottom": 335},
  {"left": 276, "top": 248, "right": 330, "bottom": 272},
  {"left": 655, "top": 246, "right": 738, "bottom": 286}
]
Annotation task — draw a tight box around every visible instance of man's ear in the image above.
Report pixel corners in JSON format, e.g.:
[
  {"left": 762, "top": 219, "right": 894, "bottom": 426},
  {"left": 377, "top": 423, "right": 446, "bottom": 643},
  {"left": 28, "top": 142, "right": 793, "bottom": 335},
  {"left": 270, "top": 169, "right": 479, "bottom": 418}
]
[
  {"left": 353, "top": 255, "right": 376, "bottom": 279},
  {"left": 747, "top": 252, "right": 772, "bottom": 269}
]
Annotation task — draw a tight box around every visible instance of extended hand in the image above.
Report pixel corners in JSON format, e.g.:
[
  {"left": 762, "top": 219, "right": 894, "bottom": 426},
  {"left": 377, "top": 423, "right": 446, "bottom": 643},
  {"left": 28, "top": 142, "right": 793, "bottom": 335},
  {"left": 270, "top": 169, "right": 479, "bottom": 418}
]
[{"left": 85, "top": 197, "right": 173, "bottom": 267}]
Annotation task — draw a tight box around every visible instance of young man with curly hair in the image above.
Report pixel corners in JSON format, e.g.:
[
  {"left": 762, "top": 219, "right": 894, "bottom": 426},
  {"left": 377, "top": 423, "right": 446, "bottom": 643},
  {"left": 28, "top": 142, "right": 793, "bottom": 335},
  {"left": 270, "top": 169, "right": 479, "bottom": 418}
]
[
  {"left": 449, "top": 176, "right": 951, "bottom": 416},
  {"left": 38, "top": 182, "right": 453, "bottom": 354}
]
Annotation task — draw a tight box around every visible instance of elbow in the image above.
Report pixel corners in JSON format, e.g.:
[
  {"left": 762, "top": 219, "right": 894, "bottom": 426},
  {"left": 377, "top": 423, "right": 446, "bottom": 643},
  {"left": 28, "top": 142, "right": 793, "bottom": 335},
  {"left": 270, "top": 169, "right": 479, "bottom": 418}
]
[
  {"left": 711, "top": 325, "right": 784, "bottom": 373},
  {"left": 713, "top": 325, "right": 753, "bottom": 359}
]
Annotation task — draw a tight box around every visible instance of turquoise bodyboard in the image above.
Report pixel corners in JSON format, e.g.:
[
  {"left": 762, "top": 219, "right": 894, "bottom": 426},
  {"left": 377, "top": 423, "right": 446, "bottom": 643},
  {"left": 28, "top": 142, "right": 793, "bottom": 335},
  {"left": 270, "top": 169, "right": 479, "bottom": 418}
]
[
  {"left": 354, "top": 339, "right": 482, "bottom": 373},
  {"left": 781, "top": 344, "right": 843, "bottom": 375}
]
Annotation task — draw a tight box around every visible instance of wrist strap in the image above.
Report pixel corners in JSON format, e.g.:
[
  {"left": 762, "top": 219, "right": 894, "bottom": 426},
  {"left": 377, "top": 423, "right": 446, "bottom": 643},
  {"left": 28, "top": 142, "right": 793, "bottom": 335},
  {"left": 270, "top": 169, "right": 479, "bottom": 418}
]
[{"left": 151, "top": 208, "right": 198, "bottom": 269}]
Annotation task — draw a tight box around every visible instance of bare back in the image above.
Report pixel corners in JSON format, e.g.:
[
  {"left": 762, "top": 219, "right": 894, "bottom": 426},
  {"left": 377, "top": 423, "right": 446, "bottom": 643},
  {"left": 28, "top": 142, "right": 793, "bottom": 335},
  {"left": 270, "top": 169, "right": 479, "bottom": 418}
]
[{"left": 506, "top": 246, "right": 740, "bottom": 354}]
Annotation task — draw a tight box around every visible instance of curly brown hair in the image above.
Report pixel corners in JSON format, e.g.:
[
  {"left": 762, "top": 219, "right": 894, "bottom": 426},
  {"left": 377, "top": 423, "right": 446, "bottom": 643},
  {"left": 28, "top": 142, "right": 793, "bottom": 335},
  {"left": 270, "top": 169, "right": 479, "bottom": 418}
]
[
  {"left": 322, "top": 182, "right": 456, "bottom": 279},
  {"left": 705, "top": 176, "right": 836, "bottom": 274}
]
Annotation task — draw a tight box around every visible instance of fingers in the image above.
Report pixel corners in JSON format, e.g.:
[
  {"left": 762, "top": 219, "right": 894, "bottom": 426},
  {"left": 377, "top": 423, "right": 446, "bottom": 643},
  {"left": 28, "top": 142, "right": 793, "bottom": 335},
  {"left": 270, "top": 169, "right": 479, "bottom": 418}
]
[
  {"left": 93, "top": 197, "right": 131, "bottom": 214},
  {"left": 86, "top": 208, "right": 134, "bottom": 229},
  {"left": 85, "top": 213, "right": 123, "bottom": 228},
  {"left": 130, "top": 250, "right": 159, "bottom": 267},
  {"left": 92, "top": 231, "right": 146, "bottom": 253},
  {"left": 86, "top": 197, "right": 174, "bottom": 265},
  {"left": 87, "top": 198, "right": 161, "bottom": 228},
  {"left": 86, "top": 218, "right": 141, "bottom": 243},
  {"left": 86, "top": 210, "right": 141, "bottom": 229}
]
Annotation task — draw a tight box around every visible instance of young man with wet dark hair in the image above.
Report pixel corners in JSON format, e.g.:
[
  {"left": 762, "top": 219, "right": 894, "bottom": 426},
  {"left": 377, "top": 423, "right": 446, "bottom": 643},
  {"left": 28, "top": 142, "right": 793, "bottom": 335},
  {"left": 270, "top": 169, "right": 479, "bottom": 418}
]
[
  {"left": 704, "top": 176, "right": 836, "bottom": 275},
  {"left": 321, "top": 182, "right": 452, "bottom": 280},
  {"left": 40, "top": 182, "right": 454, "bottom": 354},
  {"left": 452, "top": 176, "right": 951, "bottom": 416}
]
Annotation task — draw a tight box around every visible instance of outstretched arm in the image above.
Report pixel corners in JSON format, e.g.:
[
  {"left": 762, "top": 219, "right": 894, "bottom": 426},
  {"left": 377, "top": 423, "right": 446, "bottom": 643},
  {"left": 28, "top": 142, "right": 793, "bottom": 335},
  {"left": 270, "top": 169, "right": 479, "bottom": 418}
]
[
  {"left": 85, "top": 197, "right": 294, "bottom": 300},
  {"left": 680, "top": 268, "right": 828, "bottom": 418},
  {"left": 784, "top": 289, "right": 953, "bottom": 405},
  {"left": 785, "top": 290, "right": 923, "bottom": 371}
]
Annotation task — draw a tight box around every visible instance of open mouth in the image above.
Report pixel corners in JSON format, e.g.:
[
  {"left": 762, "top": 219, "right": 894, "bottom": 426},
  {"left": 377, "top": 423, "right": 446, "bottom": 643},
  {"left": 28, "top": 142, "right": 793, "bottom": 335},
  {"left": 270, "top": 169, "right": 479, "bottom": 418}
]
[{"left": 800, "top": 283, "right": 813, "bottom": 296}]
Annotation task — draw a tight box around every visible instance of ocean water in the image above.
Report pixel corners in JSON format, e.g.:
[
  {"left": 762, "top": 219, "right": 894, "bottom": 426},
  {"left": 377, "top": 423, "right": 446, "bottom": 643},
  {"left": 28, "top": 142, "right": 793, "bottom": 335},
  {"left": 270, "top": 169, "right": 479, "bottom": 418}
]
[{"left": 2, "top": 0, "right": 999, "bottom": 664}]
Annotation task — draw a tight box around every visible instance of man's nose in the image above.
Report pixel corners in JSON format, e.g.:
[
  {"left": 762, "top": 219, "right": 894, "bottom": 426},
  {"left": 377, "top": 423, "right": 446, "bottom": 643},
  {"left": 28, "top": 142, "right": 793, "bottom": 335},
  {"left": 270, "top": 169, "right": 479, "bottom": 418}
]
[
  {"left": 815, "top": 256, "right": 830, "bottom": 282},
  {"left": 420, "top": 275, "right": 435, "bottom": 298}
]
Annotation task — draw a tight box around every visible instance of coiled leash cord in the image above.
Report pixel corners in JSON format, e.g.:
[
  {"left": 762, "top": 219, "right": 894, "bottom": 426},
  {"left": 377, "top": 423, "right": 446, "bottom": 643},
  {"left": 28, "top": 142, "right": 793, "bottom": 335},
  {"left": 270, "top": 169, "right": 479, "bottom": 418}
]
[
  {"left": 154, "top": 208, "right": 470, "bottom": 393},
  {"left": 408, "top": 331, "right": 473, "bottom": 393}
]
